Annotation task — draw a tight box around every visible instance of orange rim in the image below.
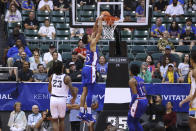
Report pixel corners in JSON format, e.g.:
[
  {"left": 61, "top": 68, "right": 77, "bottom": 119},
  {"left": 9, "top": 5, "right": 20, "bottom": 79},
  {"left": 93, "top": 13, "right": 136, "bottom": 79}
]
[{"left": 102, "top": 16, "right": 120, "bottom": 26}]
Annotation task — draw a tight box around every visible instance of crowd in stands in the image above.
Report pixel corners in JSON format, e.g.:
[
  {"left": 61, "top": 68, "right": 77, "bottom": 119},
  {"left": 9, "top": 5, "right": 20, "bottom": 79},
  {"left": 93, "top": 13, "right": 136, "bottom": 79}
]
[{"left": 0, "top": 0, "right": 195, "bottom": 84}]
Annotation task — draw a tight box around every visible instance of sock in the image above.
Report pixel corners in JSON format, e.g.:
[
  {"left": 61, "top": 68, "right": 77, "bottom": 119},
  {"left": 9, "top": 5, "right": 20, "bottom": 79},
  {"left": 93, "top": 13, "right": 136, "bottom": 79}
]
[
  {"left": 87, "top": 107, "right": 92, "bottom": 114},
  {"left": 80, "top": 107, "right": 84, "bottom": 113}
]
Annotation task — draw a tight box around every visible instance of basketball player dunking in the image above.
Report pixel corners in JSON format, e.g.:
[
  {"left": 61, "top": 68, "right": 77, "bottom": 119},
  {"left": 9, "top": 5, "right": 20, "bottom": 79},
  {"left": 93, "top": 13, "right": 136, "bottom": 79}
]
[
  {"left": 48, "top": 61, "right": 76, "bottom": 131},
  {"left": 128, "top": 64, "right": 148, "bottom": 131},
  {"left": 77, "top": 16, "right": 102, "bottom": 122},
  {"left": 179, "top": 52, "right": 196, "bottom": 131}
]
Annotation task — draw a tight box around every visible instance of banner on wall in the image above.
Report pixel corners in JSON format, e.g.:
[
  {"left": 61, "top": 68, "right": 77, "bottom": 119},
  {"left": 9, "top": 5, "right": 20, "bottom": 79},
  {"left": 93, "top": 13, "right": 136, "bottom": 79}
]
[{"left": 0, "top": 83, "right": 190, "bottom": 112}]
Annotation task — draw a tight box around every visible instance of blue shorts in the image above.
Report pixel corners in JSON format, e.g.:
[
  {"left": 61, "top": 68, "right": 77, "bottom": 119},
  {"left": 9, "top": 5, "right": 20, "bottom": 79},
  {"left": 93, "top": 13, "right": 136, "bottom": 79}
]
[
  {"left": 128, "top": 99, "right": 148, "bottom": 119},
  {"left": 82, "top": 66, "right": 96, "bottom": 87}
]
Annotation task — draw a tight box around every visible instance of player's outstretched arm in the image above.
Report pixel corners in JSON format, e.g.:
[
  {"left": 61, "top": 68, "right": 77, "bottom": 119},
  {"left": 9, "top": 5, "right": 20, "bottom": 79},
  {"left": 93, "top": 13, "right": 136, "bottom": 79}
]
[
  {"left": 129, "top": 78, "right": 138, "bottom": 104},
  {"left": 64, "top": 76, "right": 77, "bottom": 103},
  {"left": 90, "top": 17, "right": 103, "bottom": 51},
  {"left": 48, "top": 75, "right": 52, "bottom": 94}
]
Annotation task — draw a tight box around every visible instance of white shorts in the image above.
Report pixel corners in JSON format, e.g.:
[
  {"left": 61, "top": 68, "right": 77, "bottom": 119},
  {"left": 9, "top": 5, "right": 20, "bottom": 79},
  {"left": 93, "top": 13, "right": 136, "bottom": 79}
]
[{"left": 50, "top": 96, "right": 67, "bottom": 119}]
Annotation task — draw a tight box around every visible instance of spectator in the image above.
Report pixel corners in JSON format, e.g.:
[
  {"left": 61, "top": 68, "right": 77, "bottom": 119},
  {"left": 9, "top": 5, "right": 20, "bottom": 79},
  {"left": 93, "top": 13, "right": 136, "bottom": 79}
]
[
  {"left": 38, "top": 19, "right": 56, "bottom": 39},
  {"left": 124, "top": 0, "right": 138, "bottom": 11},
  {"left": 6, "top": 0, "right": 20, "bottom": 9},
  {"left": 159, "top": 45, "right": 176, "bottom": 67},
  {"left": 165, "top": 0, "right": 184, "bottom": 17},
  {"left": 7, "top": 39, "right": 31, "bottom": 59},
  {"left": 163, "top": 101, "right": 177, "bottom": 131},
  {"left": 154, "top": 0, "right": 168, "bottom": 11},
  {"left": 33, "top": 64, "right": 48, "bottom": 82},
  {"left": 38, "top": 0, "right": 53, "bottom": 12},
  {"left": 154, "top": 63, "right": 163, "bottom": 80},
  {"left": 143, "top": 95, "right": 166, "bottom": 131},
  {"left": 65, "top": 51, "right": 83, "bottom": 74},
  {"left": 73, "top": 39, "right": 87, "bottom": 60},
  {"left": 8, "top": 102, "right": 27, "bottom": 131},
  {"left": 5, "top": 4, "right": 22, "bottom": 23},
  {"left": 7, "top": 27, "right": 27, "bottom": 47},
  {"left": 179, "top": 26, "right": 195, "bottom": 49},
  {"left": 96, "top": 55, "right": 108, "bottom": 82},
  {"left": 10, "top": 51, "right": 29, "bottom": 80},
  {"left": 178, "top": 54, "right": 190, "bottom": 83},
  {"left": 7, "top": 39, "right": 31, "bottom": 70},
  {"left": 151, "top": 18, "right": 166, "bottom": 38},
  {"left": 145, "top": 55, "right": 155, "bottom": 78},
  {"left": 162, "top": 63, "right": 179, "bottom": 83},
  {"left": 181, "top": 18, "right": 196, "bottom": 35},
  {"left": 184, "top": 0, "right": 196, "bottom": 11},
  {"left": 136, "top": 0, "right": 145, "bottom": 17},
  {"left": 13, "top": 46, "right": 29, "bottom": 64},
  {"left": 43, "top": 44, "right": 62, "bottom": 64},
  {"left": 35, "top": 111, "right": 52, "bottom": 130},
  {"left": 30, "top": 51, "right": 45, "bottom": 73},
  {"left": 18, "top": 61, "right": 33, "bottom": 82},
  {"left": 21, "top": 0, "right": 35, "bottom": 10},
  {"left": 68, "top": 62, "right": 82, "bottom": 82},
  {"left": 168, "top": 21, "right": 181, "bottom": 39},
  {"left": 158, "top": 31, "right": 175, "bottom": 52},
  {"left": 27, "top": 105, "right": 42, "bottom": 131},
  {"left": 160, "top": 55, "right": 171, "bottom": 77},
  {"left": 169, "top": 0, "right": 184, "bottom": 5},
  {"left": 66, "top": 88, "right": 81, "bottom": 131},
  {"left": 138, "top": 62, "right": 152, "bottom": 83},
  {"left": 46, "top": 51, "right": 61, "bottom": 71},
  {"left": 24, "top": 11, "right": 39, "bottom": 30},
  {"left": 70, "top": 27, "right": 84, "bottom": 39},
  {"left": 53, "top": 0, "right": 69, "bottom": 11}
]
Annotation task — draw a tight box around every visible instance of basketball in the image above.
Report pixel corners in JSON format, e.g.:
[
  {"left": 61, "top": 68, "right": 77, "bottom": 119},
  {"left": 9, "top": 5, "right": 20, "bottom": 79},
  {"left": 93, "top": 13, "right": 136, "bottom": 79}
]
[{"left": 101, "top": 11, "right": 111, "bottom": 17}]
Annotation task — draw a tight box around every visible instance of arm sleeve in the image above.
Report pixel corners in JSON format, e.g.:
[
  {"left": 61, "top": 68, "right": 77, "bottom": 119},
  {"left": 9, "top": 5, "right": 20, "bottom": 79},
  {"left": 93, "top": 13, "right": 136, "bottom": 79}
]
[
  {"left": 5, "top": 11, "right": 9, "bottom": 22},
  {"left": 38, "top": 1, "right": 43, "bottom": 10},
  {"left": 17, "top": 10, "right": 22, "bottom": 22},
  {"left": 165, "top": 5, "right": 170, "bottom": 14},
  {"left": 49, "top": 1, "right": 53, "bottom": 10},
  {"left": 38, "top": 27, "right": 43, "bottom": 34},
  {"left": 21, "top": 112, "right": 27, "bottom": 130},
  {"left": 7, "top": 48, "right": 12, "bottom": 58},
  {"left": 179, "top": 5, "right": 184, "bottom": 15},
  {"left": 27, "top": 115, "right": 32, "bottom": 126},
  {"left": 24, "top": 46, "right": 32, "bottom": 57},
  {"left": 8, "top": 112, "right": 13, "bottom": 127},
  {"left": 58, "top": 53, "right": 62, "bottom": 61}
]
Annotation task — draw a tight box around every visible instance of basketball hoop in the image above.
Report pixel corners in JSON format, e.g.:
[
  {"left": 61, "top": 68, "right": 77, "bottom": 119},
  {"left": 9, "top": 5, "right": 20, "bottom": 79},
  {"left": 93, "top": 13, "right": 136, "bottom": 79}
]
[{"left": 102, "top": 15, "right": 121, "bottom": 40}]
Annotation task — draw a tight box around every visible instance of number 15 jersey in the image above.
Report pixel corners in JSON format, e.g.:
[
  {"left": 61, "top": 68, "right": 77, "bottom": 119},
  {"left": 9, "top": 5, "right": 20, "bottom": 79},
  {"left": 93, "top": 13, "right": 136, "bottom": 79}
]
[{"left": 51, "top": 74, "right": 69, "bottom": 97}]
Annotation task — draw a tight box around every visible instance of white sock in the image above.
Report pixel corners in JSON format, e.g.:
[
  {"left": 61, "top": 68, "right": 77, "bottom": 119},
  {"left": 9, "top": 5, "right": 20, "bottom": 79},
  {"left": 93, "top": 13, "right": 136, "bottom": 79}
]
[
  {"left": 80, "top": 107, "right": 84, "bottom": 113},
  {"left": 87, "top": 107, "right": 92, "bottom": 114}
]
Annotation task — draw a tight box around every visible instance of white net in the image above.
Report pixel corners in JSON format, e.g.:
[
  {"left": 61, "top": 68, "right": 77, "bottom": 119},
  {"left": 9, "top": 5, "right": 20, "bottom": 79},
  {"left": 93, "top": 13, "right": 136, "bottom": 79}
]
[{"left": 102, "top": 21, "right": 118, "bottom": 40}]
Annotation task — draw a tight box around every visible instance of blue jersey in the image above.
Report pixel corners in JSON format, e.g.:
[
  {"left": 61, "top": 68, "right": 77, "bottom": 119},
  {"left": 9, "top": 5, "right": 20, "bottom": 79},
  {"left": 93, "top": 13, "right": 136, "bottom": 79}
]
[
  {"left": 84, "top": 43, "right": 99, "bottom": 66},
  {"left": 132, "top": 76, "right": 146, "bottom": 97}
]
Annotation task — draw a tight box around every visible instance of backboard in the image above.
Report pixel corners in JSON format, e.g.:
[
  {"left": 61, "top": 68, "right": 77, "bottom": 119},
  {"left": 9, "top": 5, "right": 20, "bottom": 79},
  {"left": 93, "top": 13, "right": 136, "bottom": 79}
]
[{"left": 71, "top": 0, "right": 150, "bottom": 27}]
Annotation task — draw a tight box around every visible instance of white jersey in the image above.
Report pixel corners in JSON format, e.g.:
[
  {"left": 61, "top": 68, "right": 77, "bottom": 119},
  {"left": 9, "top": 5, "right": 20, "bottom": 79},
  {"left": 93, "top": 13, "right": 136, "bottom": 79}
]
[
  {"left": 51, "top": 74, "right": 69, "bottom": 97},
  {"left": 190, "top": 72, "right": 196, "bottom": 108}
]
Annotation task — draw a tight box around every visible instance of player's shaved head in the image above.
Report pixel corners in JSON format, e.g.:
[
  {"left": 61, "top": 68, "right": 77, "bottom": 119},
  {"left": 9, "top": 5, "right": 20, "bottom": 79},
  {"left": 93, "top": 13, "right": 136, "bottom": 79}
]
[
  {"left": 53, "top": 61, "right": 63, "bottom": 75},
  {"left": 130, "top": 64, "right": 140, "bottom": 76}
]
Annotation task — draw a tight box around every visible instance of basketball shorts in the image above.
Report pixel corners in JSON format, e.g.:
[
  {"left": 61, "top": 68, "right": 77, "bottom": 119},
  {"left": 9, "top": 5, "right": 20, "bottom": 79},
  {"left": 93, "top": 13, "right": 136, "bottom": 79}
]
[
  {"left": 50, "top": 96, "right": 67, "bottom": 119},
  {"left": 128, "top": 98, "right": 148, "bottom": 119},
  {"left": 82, "top": 65, "right": 96, "bottom": 86}
]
